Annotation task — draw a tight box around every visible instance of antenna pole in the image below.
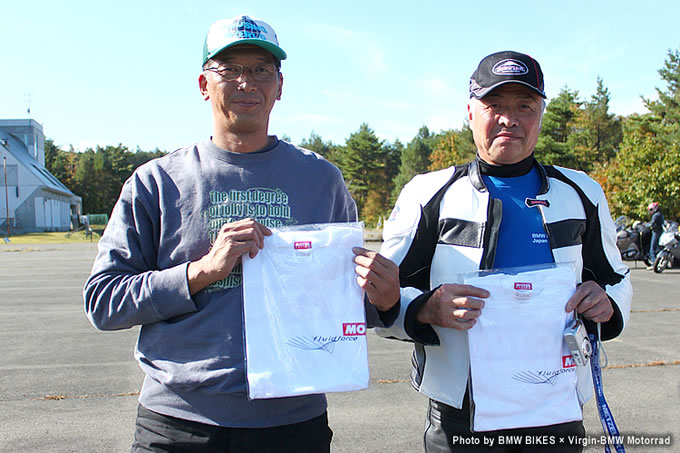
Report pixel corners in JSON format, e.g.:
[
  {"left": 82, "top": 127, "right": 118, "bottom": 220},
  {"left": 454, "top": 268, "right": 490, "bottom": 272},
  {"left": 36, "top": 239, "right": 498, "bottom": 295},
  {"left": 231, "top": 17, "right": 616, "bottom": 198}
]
[{"left": 25, "top": 93, "right": 32, "bottom": 118}]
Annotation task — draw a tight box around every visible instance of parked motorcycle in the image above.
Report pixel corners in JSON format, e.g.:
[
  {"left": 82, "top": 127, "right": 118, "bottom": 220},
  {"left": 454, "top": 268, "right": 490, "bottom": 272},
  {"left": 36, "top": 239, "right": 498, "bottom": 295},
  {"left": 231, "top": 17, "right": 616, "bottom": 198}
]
[
  {"left": 653, "top": 221, "right": 680, "bottom": 273},
  {"left": 615, "top": 216, "right": 652, "bottom": 266}
]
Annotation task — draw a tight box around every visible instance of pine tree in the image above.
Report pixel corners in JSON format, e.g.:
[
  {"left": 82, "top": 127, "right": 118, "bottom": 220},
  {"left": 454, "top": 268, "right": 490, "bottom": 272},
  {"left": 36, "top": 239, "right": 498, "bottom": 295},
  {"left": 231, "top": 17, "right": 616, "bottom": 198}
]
[
  {"left": 568, "top": 78, "right": 622, "bottom": 171},
  {"left": 644, "top": 48, "right": 680, "bottom": 132},
  {"left": 44, "top": 139, "right": 76, "bottom": 190},
  {"left": 391, "top": 126, "right": 433, "bottom": 203},
  {"left": 299, "top": 131, "right": 337, "bottom": 161},
  {"left": 602, "top": 48, "right": 680, "bottom": 219},
  {"left": 534, "top": 87, "right": 581, "bottom": 168},
  {"left": 336, "top": 123, "right": 385, "bottom": 219}
]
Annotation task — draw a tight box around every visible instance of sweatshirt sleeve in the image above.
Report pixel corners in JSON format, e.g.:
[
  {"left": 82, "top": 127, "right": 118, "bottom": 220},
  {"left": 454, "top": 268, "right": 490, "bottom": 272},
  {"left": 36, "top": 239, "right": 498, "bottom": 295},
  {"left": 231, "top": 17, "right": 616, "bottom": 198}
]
[
  {"left": 83, "top": 171, "right": 198, "bottom": 331},
  {"left": 331, "top": 167, "right": 358, "bottom": 223}
]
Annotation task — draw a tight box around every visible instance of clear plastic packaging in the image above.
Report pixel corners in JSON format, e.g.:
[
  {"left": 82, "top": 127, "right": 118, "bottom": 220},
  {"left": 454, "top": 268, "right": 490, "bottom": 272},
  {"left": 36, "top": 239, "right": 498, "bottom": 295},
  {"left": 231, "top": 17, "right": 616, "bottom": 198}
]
[
  {"left": 460, "top": 263, "right": 582, "bottom": 431},
  {"left": 242, "top": 222, "right": 368, "bottom": 399}
]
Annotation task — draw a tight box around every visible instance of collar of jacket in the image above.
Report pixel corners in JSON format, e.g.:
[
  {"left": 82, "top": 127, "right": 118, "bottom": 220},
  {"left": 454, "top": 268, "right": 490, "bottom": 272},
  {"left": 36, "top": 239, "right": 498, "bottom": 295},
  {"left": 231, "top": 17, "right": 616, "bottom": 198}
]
[{"left": 468, "top": 154, "right": 549, "bottom": 195}]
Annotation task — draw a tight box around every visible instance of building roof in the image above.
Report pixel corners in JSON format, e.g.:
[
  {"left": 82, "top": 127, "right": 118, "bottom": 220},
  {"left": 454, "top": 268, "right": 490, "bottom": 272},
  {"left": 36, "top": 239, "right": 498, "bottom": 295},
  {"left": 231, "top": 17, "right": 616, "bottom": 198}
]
[{"left": 0, "top": 130, "right": 80, "bottom": 200}]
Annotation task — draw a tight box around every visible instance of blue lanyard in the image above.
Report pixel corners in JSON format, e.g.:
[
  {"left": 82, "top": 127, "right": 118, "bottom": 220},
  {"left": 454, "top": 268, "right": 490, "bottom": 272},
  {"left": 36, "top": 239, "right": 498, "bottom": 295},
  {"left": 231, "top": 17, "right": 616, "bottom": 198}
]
[{"left": 589, "top": 334, "right": 625, "bottom": 453}]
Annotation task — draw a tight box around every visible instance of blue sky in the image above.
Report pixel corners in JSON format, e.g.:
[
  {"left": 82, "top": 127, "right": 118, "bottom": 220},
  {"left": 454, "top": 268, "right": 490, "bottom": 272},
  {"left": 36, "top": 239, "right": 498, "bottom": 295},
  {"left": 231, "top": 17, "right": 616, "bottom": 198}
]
[{"left": 1, "top": 1, "right": 678, "bottom": 152}]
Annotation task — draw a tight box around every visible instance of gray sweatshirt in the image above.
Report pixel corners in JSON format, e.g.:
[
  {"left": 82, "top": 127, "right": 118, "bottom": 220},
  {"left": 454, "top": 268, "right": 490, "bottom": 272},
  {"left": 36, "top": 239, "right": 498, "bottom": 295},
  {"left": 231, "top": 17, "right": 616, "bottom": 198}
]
[{"left": 83, "top": 138, "right": 357, "bottom": 427}]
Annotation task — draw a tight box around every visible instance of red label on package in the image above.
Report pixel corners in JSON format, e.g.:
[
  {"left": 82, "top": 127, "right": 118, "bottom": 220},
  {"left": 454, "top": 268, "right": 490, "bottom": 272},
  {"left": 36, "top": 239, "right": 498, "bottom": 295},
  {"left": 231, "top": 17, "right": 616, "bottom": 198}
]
[{"left": 294, "top": 241, "right": 312, "bottom": 250}]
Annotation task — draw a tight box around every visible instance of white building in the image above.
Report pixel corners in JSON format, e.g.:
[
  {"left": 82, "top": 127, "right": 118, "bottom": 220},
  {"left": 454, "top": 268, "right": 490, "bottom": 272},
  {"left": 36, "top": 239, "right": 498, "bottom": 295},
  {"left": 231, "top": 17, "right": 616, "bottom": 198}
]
[{"left": 0, "top": 119, "right": 82, "bottom": 233}]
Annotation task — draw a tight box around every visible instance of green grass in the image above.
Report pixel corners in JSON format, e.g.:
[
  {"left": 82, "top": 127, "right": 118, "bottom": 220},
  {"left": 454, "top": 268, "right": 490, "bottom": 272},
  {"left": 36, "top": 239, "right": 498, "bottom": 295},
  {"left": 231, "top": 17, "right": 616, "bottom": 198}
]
[{"left": 3, "top": 229, "right": 102, "bottom": 244}]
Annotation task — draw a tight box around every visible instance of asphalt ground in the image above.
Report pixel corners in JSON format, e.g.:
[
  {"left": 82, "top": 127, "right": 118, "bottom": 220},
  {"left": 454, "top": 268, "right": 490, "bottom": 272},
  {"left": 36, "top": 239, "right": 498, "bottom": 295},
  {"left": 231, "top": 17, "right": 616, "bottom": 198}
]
[{"left": 0, "top": 242, "right": 678, "bottom": 452}]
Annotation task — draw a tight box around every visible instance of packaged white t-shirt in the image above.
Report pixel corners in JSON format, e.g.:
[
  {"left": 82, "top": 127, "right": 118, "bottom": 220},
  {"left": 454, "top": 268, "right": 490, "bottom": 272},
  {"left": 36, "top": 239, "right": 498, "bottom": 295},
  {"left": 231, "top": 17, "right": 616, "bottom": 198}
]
[
  {"left": 242, "top": 222, "right": 368, "bottom": 399},
  {"left": 463, "top": 264, "right": 582, "bottom": 432}
]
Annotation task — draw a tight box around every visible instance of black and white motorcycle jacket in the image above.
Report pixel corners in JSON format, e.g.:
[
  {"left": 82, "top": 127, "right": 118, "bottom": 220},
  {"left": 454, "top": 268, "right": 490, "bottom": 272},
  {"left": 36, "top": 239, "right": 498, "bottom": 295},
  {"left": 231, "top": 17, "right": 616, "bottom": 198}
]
[{"left": 375, "top": 156, "right": 632, "bottom": 409}]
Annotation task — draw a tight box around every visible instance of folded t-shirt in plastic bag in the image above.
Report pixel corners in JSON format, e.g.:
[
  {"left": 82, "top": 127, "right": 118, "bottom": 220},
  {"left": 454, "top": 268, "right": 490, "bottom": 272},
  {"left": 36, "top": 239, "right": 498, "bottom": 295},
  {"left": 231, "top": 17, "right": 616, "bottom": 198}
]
[
  {"left": 242, "top": 222, "right": 368, "bottom": 399},
  {"left": 463, "top": 264, "right": 582, "bottom": 432}
]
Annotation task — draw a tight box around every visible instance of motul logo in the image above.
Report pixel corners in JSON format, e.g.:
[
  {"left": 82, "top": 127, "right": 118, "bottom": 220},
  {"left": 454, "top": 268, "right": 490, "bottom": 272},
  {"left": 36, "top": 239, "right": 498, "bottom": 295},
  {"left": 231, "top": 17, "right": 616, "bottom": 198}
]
[
  {"left": 343, "top": 323, "right": 366, "bottom": 336},
  {"left": 294, "top": 241, "right": 312, "bottom": 250},
  {"left": 514, "top": 282, "right": 532, "bottom": 290},
  {"left": 562, "top": 355, "right": 576, "bottom": 368}
]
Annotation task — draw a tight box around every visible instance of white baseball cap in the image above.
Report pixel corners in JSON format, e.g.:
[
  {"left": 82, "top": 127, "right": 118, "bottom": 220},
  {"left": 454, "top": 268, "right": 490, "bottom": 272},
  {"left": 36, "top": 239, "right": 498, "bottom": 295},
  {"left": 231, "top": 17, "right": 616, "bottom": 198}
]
[{"left": 202, "top": 14, "right": 287, "bottom": 66}]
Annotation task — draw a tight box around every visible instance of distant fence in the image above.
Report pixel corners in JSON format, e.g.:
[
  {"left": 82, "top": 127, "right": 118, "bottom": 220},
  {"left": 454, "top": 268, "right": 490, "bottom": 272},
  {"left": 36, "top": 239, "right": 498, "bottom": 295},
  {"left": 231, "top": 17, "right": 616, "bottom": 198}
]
[{"left": 87, "top": 214, "right": 109, "bottom": 226}]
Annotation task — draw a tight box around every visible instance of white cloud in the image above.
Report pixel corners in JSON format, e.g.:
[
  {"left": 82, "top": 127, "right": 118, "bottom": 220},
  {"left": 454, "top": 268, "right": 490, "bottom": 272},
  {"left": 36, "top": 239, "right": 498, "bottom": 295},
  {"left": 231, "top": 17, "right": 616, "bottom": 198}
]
[
  {"left": 610, "top": 94, "right": 651, "bottom": 117},
  {"left": 304, "top": 23, "right": 388, "bottom": 76},
  {"left": 322, "top": 89, "right": 363, "bottom": 103},
  {"left": 423, "top": 78, "right": 453, "bottom": 98},
  {"left": 279, "top": 112, "right": 337, "bottom": 126},
  {"left": 72, "top": 140, "right": 99, "bottom": 152},
  {"left": 383, "top": 100, "right": 413, "bottom": 111},
  {"left": 425, "top": 110, "right": 464, "bottom": 134}
]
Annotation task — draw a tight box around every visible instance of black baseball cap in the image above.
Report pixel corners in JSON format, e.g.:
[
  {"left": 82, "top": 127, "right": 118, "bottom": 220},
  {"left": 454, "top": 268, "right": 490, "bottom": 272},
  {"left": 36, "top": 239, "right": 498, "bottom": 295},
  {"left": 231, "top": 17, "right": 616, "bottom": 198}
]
[{"left": 469, "top": 51, "right": 545, "bottom": 99}]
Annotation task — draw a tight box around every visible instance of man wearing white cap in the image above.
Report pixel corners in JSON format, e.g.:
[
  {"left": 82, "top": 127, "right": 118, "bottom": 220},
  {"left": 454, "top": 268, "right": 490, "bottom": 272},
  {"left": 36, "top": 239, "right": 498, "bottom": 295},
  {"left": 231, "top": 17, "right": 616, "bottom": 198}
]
[
  {"left": 360, "top": 51, "right": 632, "bottom": 452},
  {"left": 84, "top": 14, "right": 357, "bottom": 452}
]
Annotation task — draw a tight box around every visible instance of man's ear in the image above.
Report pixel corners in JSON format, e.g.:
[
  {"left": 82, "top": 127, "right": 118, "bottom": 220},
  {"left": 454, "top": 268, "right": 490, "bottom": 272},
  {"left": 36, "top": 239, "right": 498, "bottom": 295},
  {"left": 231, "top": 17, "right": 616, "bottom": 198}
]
[
  {"left": 199, "top": 73, "right": 209, "bottom": 101},
  {"left": 276, "top": 72, "right": 283, "bottom": 101},
  {"left": 468, "top": 102, "right": 473, "bottom": 121}
]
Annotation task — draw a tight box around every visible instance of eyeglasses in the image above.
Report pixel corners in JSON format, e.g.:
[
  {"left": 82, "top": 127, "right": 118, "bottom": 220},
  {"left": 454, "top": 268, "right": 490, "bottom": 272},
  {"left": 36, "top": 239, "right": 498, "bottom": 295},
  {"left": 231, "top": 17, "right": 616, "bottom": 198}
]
[{"left": 204, "top": 63, "right": 278, "bottom": 82}]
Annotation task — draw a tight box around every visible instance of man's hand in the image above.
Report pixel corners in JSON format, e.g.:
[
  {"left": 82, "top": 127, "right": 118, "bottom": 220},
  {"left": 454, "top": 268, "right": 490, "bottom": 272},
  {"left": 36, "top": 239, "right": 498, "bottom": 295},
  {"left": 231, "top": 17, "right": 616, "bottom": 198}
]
[
  {"left": 565, "top": 280, "right": 613, "bottom": 323},
  {"left": 187, "top": 218, "right": 272, "bottom": 295},
  {"left": 417, "top": 284, "right": 489, "bottom": 330},
  {"left": 352, "top": 247, "right": 400, "bottom": 312}
]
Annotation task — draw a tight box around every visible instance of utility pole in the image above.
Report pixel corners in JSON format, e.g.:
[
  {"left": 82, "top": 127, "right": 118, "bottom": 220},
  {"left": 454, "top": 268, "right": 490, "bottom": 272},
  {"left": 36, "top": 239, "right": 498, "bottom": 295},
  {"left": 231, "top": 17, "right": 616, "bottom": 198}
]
[{"left": 3, "top": 156, "right": 9, "bottom": 239}]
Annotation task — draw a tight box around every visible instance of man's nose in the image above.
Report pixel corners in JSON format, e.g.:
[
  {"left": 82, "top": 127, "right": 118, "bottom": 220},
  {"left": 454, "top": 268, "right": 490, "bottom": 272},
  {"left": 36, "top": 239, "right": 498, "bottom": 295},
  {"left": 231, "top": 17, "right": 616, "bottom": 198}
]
[
  {"left": 497, "top": 109, "right": 518, "bottom": 127},
  {"left": 236, "top": 69, "right": 257, "bottom": 91}
]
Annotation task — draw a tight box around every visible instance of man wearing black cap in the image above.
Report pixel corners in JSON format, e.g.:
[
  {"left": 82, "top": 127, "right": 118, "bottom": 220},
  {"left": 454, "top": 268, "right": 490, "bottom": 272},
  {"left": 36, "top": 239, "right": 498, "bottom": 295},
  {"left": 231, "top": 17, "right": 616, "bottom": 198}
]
[
  {"left": 366, "top": 51, "right": 632, "bottom": 452},
  {"left": 84, "top": 14, "right": 358, "bottom": 452}
]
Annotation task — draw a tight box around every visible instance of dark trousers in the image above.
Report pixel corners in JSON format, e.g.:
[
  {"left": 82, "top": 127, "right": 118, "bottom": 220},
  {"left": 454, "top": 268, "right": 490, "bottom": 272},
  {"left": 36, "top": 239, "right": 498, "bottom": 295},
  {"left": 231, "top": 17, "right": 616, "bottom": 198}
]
[
  {"left": 650, "top": 230, "right": 662, "bottom": 261},
  {"left": 131, "top": 404, "right": 333, "bottom": 453},
  {"left": 424, "top": 399, "right": 585, "bottom": 453}
]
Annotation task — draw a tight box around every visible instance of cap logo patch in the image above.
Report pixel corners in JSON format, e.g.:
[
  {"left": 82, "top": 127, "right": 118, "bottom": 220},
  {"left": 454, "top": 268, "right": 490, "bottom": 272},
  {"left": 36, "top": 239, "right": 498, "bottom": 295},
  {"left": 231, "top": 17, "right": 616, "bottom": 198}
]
[
  {"left": 492, "top": 59, "right": 529, "bottom": 76},
  {"left": 231, "top": 16, "right": 267, "bottom": 40}
]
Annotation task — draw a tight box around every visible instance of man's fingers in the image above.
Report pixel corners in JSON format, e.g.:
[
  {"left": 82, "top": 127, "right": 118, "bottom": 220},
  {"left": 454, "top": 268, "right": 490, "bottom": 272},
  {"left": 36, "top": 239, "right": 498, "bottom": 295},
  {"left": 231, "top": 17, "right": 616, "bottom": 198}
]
[
  {"left": 356, "top": 275, "right": 379, "bottom": 296},
  {"left": 578, "top": 301, "right": 613, "bottom": 323},
  {"left": 438, "top": 283, "right": 490, "bottom": 300},
  {"left": 352, "top": 247, "right": 399, "bottom": 289},
  {"left": 451, "top": 296, "right": 485, "bottom": 311},
  {"left": 565, "top": 287, "right": 586, "bottom": 312},
  {"left": 259, "top": 223, "right": 273, "bottom": 236},
  {"left": 354, "top": 263, "right": 397, "bottom": 289},
  {"left": 420, "top": 290, "right": 485, "bottom": 329},
  {"left": 254, "top": 222, "right": 273, "bottom": 246},
  {"left": 434, "top": 284, "right": 489, "bottom": 310},
  {"left": 352, "top": 247, "right": 397, "bottom": 275},
  {"left": 455, "top": 318, "right": 477, "bottom": 330},
  {"left": 452, "top": 307, "right": 481, "bottom": 321},
  {"left": 565, "top": 281, "right": 613, "bottom": 322},
  {"left": 352, "top": 246, "right": 372, "bottom": 257},
  {"left": 247, "top": 240, "right": 265, "bottom": 259},
  {"left": 440, "top": 304, "right": 483, "bottom": 330},
  {"left": 352, "top": 248, "right": 400, "bottom": 311},
  {"left": 218, "top": 219, "right": 271, "bottom": 250},
  {"left": 352, "top": 247, "right": 389, "bottom": 265}
]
